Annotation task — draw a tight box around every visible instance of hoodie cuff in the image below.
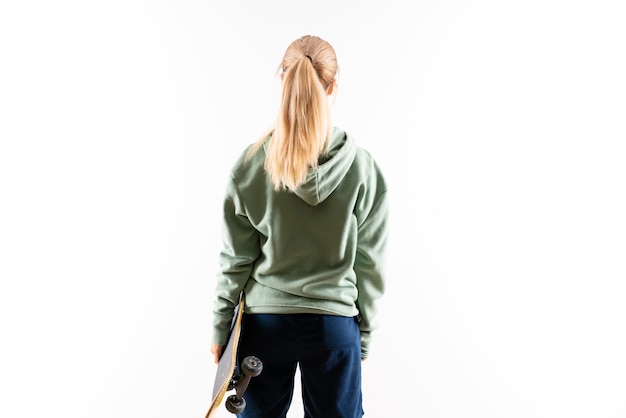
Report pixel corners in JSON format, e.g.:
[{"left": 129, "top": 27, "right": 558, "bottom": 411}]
[
  {"left": 212, "top": 312, "right": 233, "bottom": 345},
  {"left": 360, "top": 331, "right": 371, "bottom": 359},
  {"left": 212, "top": 327, "right": 230, "bottom": 346}
]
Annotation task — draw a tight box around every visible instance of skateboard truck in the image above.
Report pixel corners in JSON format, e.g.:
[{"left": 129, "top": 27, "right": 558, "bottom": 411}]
[{"left": 224, "top": 356, "right": 263, "bottom": 414}]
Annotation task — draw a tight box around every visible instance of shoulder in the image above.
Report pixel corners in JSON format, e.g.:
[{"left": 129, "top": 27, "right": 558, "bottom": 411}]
[
  {"left": 229, "top": 141, "right": 266, "bottom": 182},
  {"left": 342, "top": 130, "right": 381, "bottom": 170},
  {"left": 347, "top": 134, "right": 387, "bottom": 195}
]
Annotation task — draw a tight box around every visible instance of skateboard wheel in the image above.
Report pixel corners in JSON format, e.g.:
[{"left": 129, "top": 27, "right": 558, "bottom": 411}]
[
  {"left": 241, "top": 356, "right": 263, "bottom": 377},
  {"left": 225, "top": 394, "right": 246, "bottom": 414}
]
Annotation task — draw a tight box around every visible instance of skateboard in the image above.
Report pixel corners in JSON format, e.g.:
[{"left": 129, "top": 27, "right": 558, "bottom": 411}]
[{"left": 205, "top": 293, "right": 263, "bottom": 417}]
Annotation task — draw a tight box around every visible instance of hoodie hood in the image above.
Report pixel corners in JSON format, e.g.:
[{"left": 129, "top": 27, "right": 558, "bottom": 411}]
[{"left": 291, "top": 127, "right": 357, "bottom": 206}]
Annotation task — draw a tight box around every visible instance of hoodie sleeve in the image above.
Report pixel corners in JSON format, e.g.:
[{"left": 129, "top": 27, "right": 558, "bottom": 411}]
[
  {"left": 211, "top": 175, "right": 260, "bottom": 345},
  {"left": 355, "top": 186, "right": 389, "bottom": 359}
]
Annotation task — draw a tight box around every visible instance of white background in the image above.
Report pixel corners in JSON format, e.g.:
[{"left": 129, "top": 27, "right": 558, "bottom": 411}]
[{"left": 1, "top": 1, "right": 625, "bottom": 417}]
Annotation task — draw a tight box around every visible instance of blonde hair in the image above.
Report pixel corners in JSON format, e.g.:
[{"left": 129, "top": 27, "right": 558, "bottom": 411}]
[{"left": 248, "top": 35, "right": 338, "bottom": 191}]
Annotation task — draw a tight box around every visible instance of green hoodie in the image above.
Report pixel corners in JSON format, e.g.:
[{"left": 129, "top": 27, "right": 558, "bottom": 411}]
[{"left": 211, "top": 127, "right": 388, "bottom": 359}]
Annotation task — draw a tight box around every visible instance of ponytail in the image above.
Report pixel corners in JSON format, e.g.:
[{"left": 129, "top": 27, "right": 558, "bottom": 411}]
[
  {"left": 247, "top": 35, "right": 338, "bottom": 191},
  {"left": 266, "top": 56, "right": 331, "bottom": 191}
]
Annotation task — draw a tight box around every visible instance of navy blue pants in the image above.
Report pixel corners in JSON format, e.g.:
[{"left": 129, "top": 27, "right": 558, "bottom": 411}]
[{"left": 237, "top": 313, "right": 364, "bottom": 418}]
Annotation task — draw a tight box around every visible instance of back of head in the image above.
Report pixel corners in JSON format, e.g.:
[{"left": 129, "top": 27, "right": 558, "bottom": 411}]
[{"left": 264, "top": 35, "right": 338, "bottom": 191}]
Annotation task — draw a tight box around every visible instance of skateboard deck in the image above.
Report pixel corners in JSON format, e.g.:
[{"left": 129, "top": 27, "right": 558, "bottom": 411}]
[{"left": 205, "top": 293, "right": 262, "bottom": 417}]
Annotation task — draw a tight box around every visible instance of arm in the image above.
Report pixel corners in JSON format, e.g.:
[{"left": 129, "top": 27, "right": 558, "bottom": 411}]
[
  {"left": 211, "top": 176, "right": 260, "bottom": 349},
  {"left": 354, "top": 190, "right": 389, "bottom": 360}
]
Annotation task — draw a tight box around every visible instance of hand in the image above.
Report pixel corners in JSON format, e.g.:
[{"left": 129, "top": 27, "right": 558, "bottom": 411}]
[{"left": 211, "top": 343, "right": 225, "bottom": 364}]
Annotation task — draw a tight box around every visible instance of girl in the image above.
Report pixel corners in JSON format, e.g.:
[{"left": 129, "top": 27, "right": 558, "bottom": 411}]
[{"left": 211, "top": 34, "right": 388, "bottom": 418}]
